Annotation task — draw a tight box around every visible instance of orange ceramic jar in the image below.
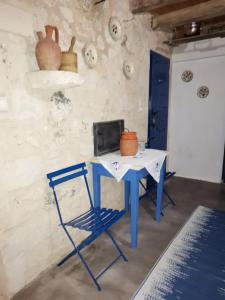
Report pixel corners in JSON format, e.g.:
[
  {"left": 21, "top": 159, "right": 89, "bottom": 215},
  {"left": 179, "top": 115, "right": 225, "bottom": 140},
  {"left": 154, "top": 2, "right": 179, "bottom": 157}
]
[
  {"left": 35, "top": 25, "right": 62, "bottom": 70},
  {"left": 120, "top": 131, "right": 138, "bottom": 156}
]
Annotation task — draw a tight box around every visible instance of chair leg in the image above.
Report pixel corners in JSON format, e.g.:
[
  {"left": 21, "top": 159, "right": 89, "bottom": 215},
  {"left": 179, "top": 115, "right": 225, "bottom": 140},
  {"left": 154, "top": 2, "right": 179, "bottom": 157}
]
[
  {"left": 139, "top": 180, "right": 148, "bottom": 193},
  {"left": 106, "top": 230, "right": 128, "bottom": 262},
  {"left": 139, "top": 180, "right": 164, "bottom": 216},
  {"left": 58, "top": 249, "right": 77, "bottom": 267},
  {"left": 58, "top": 246, "right": 102, "bottom": 291},
  {"left": 77, "top": 250, "right": 102, "bottom": 291},
  {"left": 76, "top": 231, "right": 128, "bottom": 291},
  {"left": 61, "top": 226, "right": 102, "bottom": 291},
  {"left": 150, "top": 194, "right": 164, "bottom": 217},
  {"left": 163, "top": 189, "right": 176, "bottom": 206},
  {"left": 60, "top": 227, "right": 127, "bottom": 291}
]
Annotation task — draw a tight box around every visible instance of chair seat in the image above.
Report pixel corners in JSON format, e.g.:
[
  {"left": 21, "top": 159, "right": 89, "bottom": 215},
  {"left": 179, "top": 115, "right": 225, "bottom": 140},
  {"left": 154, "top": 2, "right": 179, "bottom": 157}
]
[{"left": 65, "top": 207, "right": 126, "bottom": 234}]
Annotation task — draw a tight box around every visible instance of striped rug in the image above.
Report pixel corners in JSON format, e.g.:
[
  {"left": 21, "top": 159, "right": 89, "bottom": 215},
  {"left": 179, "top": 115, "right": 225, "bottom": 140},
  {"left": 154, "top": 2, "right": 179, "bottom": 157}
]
[{"left": 131, "top": 206, "right": 225, "bottom": 300}]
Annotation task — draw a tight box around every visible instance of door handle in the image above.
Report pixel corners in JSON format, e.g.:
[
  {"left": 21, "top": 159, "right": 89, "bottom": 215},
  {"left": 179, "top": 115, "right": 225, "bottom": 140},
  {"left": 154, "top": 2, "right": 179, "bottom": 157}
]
[{"left": 151, "top": 110, "right": 158, "bottom": 128}]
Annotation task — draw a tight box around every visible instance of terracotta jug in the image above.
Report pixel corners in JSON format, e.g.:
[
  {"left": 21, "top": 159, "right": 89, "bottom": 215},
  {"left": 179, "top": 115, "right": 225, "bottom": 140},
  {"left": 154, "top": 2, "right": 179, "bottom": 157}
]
[
  {"left": 35, "top": 25, "right": 62, "bottom": 70},
  {"left": 60, "top": 36, "right": 77, "bottom": 73},
  {"left": 120, "top": 131, "right": 138, "bottom": 156}
]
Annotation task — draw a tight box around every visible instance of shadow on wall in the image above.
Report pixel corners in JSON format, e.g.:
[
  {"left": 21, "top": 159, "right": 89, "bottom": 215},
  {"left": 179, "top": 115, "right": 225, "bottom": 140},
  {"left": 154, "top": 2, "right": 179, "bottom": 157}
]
[{"left": 0, "top": 253, "right": 10, "bottom": 300}]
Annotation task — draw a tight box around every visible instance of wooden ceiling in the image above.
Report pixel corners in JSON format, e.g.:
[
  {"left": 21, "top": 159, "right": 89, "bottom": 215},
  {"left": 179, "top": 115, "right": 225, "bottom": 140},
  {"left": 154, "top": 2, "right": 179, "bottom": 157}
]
[
  {"left": 132, "top": 0, "right": 225, "bottom": 45},
  {"left": 132, "top": 0, "right": 207, "bottom": 16}
]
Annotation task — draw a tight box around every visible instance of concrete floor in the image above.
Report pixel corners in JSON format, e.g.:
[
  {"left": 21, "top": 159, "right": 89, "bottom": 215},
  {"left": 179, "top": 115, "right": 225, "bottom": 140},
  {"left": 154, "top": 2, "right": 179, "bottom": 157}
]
[{"left": 13, "top": 177, "right": 225, "bottom": 300}]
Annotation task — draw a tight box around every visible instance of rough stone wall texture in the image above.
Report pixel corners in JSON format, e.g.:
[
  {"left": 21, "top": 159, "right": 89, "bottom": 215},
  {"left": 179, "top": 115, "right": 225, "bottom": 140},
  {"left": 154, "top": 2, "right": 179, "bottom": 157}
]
[{"left": 0, "top": 0, "right": 170, "bottom": 298}]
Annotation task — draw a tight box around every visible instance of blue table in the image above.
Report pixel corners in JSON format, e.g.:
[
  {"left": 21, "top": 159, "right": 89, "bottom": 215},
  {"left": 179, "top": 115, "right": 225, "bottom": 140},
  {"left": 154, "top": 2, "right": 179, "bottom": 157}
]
[{"left": 91, "top": 161, "right": 165, "bottom": 249}]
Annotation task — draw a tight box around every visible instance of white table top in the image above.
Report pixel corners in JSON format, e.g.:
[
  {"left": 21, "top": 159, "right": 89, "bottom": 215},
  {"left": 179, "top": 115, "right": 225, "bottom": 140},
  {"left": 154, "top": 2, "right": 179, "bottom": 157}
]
[{"left": 94, "top": 149, "right": 168, "bottom": 182}]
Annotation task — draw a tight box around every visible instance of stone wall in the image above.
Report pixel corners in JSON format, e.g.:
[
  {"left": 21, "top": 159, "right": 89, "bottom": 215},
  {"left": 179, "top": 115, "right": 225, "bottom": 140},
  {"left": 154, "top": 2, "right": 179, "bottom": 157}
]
[{"left": 0, "top": 0, "right": 170, "bottom": 298}]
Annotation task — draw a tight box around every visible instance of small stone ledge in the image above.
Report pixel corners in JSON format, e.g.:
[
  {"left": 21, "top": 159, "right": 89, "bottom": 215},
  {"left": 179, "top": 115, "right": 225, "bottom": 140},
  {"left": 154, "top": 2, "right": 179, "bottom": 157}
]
[{"left": 26, "top": 71, "right": 84, "bottom": 90}]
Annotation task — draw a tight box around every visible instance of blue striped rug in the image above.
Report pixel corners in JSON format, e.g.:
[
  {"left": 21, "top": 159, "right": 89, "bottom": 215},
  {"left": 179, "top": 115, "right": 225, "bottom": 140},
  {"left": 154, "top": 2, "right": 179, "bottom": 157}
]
[{"left": 131, "top": 206, "right": 225, "bottom": 300}]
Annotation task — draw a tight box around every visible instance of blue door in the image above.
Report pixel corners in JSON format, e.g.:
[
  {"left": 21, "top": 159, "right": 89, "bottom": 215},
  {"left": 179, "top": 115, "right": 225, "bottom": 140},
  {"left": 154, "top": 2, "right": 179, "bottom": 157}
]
[
  {"left": 222, "top": 145, "right": 225, "bottom": 183},
  {"left": 147, "top": 51, "right": 170, "bottom": 150}
]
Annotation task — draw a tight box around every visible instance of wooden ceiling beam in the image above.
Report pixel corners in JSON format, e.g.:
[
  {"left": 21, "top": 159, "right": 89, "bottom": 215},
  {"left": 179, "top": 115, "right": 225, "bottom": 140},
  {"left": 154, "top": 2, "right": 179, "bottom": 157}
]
[
  {"left": 165, "top": 30, "right": 225, "bottom": 46},
  {"left": 132, "top": 0, "right": 209, "bottom": 15},
  {"left": 153, "top": 0, "right": 225, "bottom": 28}
]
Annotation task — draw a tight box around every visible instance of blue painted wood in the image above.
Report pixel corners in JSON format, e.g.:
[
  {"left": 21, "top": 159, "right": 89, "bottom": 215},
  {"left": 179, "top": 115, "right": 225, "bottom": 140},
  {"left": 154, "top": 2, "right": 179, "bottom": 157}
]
[
  {"left": 67, "top": 208, "right": 125, "bottom": 234},
  {"left": 91, "top": 162, "right": 165, "bottom": 248},
  {"left": 156, "top": 160, "right": 165, "bottom": 222},
  {"left": 147, "top": 50, "right": 170, "bottom": 151},
  {"left": 47, "top": 162, "right": 86, "bottom": 179},
  {"left": 146, "top": 51, "right": 173, "bottom": 200},
  {"left": 125, "top": 181, "right": 130, "bottom": 212},
  {"left": 222, "top": 145, "right": 225, "bottom": 183},
  {"left": 49, "top": 169, "right": 88, "bottom": 187},
  {"left": 130, "top": 174, "right": 139, "bottom": 248},
  {"left": 142, "top": 171, "right": 176, "bottom": 211},
  {"left": 93, "top": 168, "right": 101, "bottom": 209},
  {"left": 46, "top": 162, "right": 127, "bottom": 291},
  {"left": 65, "top": 208, "right": 94, "bottom": 225},
  {"left": 95, "top": 255, "right": 121, "bottom": 280},
  {"left": 67, "top": 208, "right": 110, "bottom": 228}
]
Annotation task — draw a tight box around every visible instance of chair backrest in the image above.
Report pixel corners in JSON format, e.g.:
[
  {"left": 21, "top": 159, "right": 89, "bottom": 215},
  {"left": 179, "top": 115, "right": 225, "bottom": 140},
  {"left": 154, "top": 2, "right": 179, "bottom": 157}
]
[{"left": 46, "top": 162, "right": 93, "bottom": 225}]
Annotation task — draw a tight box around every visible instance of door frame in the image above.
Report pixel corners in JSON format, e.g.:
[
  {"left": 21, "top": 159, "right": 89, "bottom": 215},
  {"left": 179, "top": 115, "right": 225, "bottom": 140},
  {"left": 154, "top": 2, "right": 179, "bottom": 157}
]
[
  {"left": 147, "top": 50, "right": 170, "bottom": 190},
  {"left": 222, "top": 145, "right": 225, "bottom": 183},
  {"left": 147, "top": 50, "right": 170, "bottom": 149}
]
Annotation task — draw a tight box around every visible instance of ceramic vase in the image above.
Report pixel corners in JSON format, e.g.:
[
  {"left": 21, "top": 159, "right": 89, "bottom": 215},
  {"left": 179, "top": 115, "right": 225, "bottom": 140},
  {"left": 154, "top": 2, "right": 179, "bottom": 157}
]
[
  {"left": 60, "top": 36, "right": 77, "bottom": 73},
  {"left": 35, "top": 25, "right": 61, "bottom": 70},
  {"left": 120, "top": 131, "right": 138, "bottom": 156}
]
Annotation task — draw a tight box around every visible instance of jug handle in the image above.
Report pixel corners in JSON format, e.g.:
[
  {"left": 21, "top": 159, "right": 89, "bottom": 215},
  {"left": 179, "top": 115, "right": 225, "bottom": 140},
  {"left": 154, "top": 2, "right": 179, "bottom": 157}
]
[
  {"left": 53, "top": 27, "right": 59, "bottom": 44},
  {"left": 69, "top": 36, "right": 76, "bottom": 53},
  {"left": 36, "top": 31, "right": 44, "bottom": 41}
]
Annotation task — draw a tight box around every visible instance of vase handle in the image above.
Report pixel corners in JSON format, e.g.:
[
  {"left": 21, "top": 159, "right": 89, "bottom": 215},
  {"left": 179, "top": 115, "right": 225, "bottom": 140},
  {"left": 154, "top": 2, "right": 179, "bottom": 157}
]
[{"left": 53, "top": 26, "right": 59, "bottom": 44}]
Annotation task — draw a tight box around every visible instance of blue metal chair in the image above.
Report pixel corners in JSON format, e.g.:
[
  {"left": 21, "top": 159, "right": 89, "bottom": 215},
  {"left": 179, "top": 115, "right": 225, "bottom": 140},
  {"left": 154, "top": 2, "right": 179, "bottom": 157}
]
[
  {"left": 46, "top": 162, "right": 127, "bottom": 291},
  {"left": 139, "top": 172, "right": 176, "bottom": 216}
]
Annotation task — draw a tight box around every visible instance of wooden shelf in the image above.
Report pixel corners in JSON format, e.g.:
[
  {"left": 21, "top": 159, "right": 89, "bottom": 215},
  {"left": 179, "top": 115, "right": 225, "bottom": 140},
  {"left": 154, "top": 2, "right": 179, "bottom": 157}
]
[
  {"left": 26, "top": 71, "right": 84, "bottom": 89},
  {"left": 164, "top": 30, "right": 225, "bottom": 46}
]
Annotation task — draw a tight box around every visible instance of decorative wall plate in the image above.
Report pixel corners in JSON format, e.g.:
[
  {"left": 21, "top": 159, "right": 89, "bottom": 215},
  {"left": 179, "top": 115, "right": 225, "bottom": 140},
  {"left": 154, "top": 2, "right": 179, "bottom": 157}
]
[
  {"left": 123, "top": 61, "right": 134, "bottom": 79},
  {"left": 109, "top": 17, "right": 122, "bottom": 41},
  {"left": 197, "top": 86, "right": 209, "bottom": 98},
  {"left": 83, "top": 43, "right": 98, "bottom": 68},
  {"left": 80, "top": 0, "right": 93, "bottom": 11},
  {"left": 181, "top": 70, "right": 193, "bottom": 82}
]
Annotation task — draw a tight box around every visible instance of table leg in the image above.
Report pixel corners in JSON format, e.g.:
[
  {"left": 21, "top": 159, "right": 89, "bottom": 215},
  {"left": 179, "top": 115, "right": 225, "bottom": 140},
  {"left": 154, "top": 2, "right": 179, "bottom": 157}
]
[
  {"left": 92, "top": 165, "right": 101, "bottom": 208},
  {"left": 124, "top": 181, "right": 130, "bottom": 212},
  {"left": 156, "top": 160, "right": 165, "bottom": 222},
  {"left": 130, "top": 176, "right": 139, "bottom": 249}
]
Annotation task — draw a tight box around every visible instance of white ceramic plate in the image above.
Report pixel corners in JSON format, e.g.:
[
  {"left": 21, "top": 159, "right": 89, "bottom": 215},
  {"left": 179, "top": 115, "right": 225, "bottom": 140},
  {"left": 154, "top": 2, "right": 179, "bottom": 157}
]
[
  {"left": 83, "top": 43, "right": 98, "bottom": 68},
  {"left": 123, "top": 60, "right": 134, "bottom": 79},
  {"left": 109, "top": 17, "right": 122, "bottom": 41}
]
